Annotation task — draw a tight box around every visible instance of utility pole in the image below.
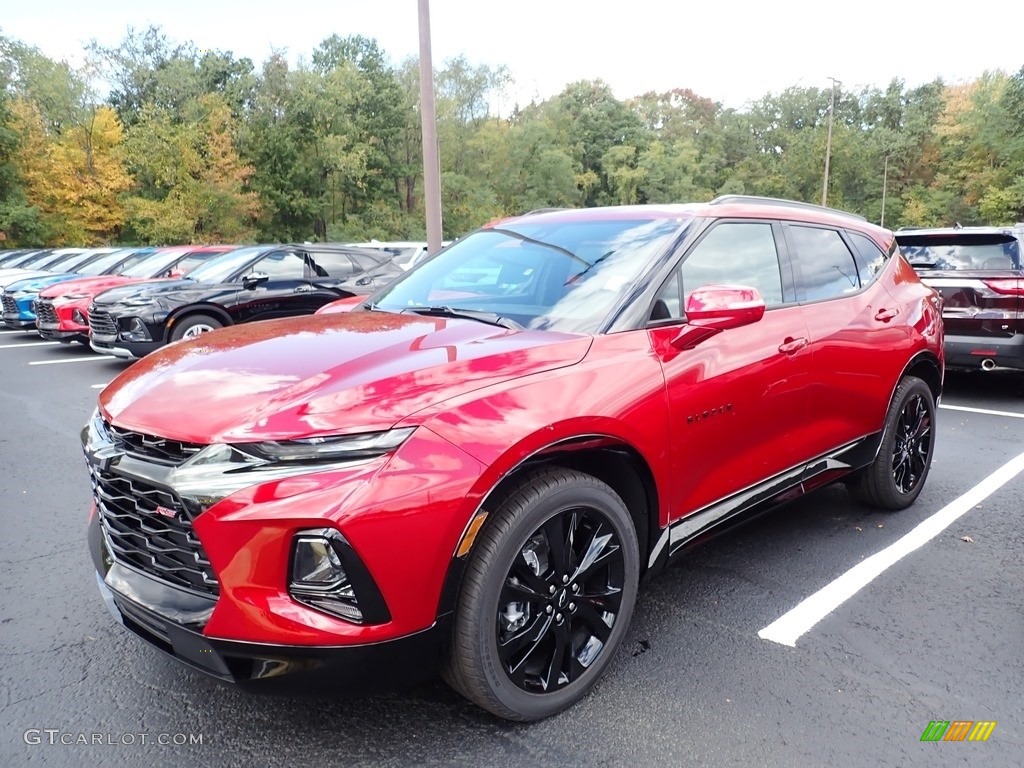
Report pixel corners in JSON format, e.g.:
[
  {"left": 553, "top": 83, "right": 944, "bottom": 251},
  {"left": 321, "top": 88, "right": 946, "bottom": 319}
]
[
  {"left": 418, "top": 0, "right": 443, "bottom": 254},
  {"left": 821, "top": 77, "right": 840, "bottom": 207},
  {"left": 880, "top": 154, "right": 889, "bottom": 227}
]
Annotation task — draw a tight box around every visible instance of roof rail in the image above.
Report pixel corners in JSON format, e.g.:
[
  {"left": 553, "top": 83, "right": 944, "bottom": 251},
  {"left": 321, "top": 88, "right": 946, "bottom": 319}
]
[
  {"left": 521, "top": 207, "right": 574, "bottom": 216},
  {"left": 710, "top": 195, "right": 867, "bottom": 222}
]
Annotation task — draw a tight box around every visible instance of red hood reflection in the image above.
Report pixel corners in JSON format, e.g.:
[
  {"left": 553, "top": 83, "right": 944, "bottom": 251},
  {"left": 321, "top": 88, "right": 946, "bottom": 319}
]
[{"left": 100, "top": 310, "right": 591, "bottom": 443}]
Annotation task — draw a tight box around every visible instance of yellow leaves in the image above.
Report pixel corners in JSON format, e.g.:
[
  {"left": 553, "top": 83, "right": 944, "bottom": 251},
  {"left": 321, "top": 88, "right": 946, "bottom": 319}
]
[{"left": 8, "top": 99, "right": 129, "bottom": 244}]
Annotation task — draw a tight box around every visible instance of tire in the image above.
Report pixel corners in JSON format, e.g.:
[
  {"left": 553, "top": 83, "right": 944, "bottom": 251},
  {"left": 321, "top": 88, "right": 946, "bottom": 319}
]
[
  {"left": 170, "top": 314, "right": 222, "bottom": 342},
  {"left": 443, "top": 467, "right": 640, "bottom": 721},
  {"left": 848, "top": 376, "right": 935, "bottom": 510}
]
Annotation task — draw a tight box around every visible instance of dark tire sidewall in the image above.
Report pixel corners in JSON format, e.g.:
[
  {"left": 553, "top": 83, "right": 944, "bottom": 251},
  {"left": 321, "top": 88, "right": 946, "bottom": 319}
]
[
  {"left": 466, "top": 476, "right": 639, "bottom": 721},
  {"left": 878, "top": 377, "right": 936, "bottom": 506}
]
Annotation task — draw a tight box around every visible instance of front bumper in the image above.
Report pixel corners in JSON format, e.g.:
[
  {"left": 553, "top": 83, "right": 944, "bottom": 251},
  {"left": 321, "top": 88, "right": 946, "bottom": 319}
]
[
  {"left": 2, "top": 294, "right": 36, "bottom": 327},
  {"left": 91, "top": 559, "right": 446, "bottom": 692},
  {"left": 945, "top": 332, "right": 1024, "bottom": 370},
  {"left": 83, "top": 416, "right": 484, "bottom": 690}
]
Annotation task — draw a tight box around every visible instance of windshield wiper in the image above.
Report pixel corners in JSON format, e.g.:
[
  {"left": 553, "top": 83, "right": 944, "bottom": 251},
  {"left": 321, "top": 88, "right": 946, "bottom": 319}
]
[
  {"left": 401, "top": 305, "right": 523, "bottom": 330},
  {"left": 487, "top": 228, "right": 589, "bottom": 267}
]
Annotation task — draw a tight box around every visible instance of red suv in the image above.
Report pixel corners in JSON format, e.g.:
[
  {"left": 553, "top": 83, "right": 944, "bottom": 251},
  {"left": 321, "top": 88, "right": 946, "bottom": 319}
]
[{"left": 84, "top": 197, "right": 943, "bottom": 721}]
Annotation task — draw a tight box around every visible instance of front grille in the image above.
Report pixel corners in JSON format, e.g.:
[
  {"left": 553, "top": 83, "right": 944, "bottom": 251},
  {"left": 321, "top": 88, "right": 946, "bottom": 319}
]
[
  {"left": 91, "top": 467, "right": 219, "bottom": 595},
  {"left": 1, "top": 294, "right": 17, "bottom": 315},
  {"left": 105, "top": 422, "right": 203, "bottom": 466},
  {"left": 34, "top": 299, "right": 59, "bottom": 325},
  {"left": 88, "top": 308, "right": 117, "bottom": 336}
]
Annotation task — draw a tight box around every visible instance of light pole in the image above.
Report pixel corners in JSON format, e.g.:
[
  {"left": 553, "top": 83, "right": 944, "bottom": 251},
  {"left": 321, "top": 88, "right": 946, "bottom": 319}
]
[
  {"left": 880, "top": 154, "right": 889, "bottom": 227},
  {"left": 418, "top": 0, "right": 443, "bottom": 254},
  {"left": 821, "top": 77, "right": 840, "bottom": 207}
]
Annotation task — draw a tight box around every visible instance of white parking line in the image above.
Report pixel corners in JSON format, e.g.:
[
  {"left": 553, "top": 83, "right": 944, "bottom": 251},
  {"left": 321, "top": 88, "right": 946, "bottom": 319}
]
[
  {"left": 28, "top": 356, "right": 103, "bottom": 366},
  {"left": 91, "top": 384, "right": 107, "bottom": 389},
  {"left": 0, "top": 329, "right": 30, "bottom": 335},
  {"left": 0, "top": 341, "right": 59, "bottom": 349},
  {"left": 939, "top": 403, "right": 1024, "bottom": 420},
  {"left": 758, "top": 448, "right": 1024, "bottom": 647}
]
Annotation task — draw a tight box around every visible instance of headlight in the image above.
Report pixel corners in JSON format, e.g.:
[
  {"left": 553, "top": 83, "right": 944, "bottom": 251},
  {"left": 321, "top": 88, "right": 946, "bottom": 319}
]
[
  {"left": 121, "top": 297, "right": 156, "bottom": 307},
  {"left": 62, "top": 293, "right": 90, "bottom": 301},
  {"left": 289, "top": 528, "right": 390, "bottom": 624},
  {"left": 244, "top": 427, "right": 416, "bottom": 463}
]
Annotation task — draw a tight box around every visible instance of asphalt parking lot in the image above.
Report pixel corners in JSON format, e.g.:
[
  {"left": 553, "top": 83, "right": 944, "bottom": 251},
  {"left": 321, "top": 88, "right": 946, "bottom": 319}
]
[{"left": 1, "top": 330, "right": 1021, "bottom": 767}]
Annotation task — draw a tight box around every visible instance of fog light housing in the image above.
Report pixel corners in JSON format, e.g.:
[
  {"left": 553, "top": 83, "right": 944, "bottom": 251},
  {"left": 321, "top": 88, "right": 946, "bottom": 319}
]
[
  {"left": 72, "top": 309, "right": 86, "bottom": 325},
  {"left": 121, "top": 317, "right": 151, "bottom": 342},
  {"left": 289, "top": 529, "right": 390, "bottom": 624}
]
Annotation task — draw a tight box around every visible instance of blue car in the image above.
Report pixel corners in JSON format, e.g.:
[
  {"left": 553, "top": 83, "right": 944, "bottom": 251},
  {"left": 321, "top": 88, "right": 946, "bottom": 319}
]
[{"left": 0, "top": 248, "right": 150, "bottom": 329}]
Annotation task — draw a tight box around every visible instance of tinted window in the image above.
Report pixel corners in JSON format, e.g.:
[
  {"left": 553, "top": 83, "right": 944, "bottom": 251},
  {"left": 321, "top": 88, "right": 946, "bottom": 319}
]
[
  {"left": 174, "top": 254, "right": 211, "bottom": 276},
  {"left": 680, "top": 222, "right": 784, "bottom": 306},
  {"left": 848, "top": 232, "right": 889, "bottom": 286},
  {"left": 896, "top": 234, "right": 1021, "bottom": 271},
  {"left": 350, "top": 253, "right": 384, "bottom": 272},
  {"left": 185, "top": 247, "right": 266, "bottom": 283},
  {"left": 308, "top": 251, "right": 355, "bottom": 278},
  {"left": 787, "top": 226, "right": 860, "bottom": 301},
  {"left": 250, "top": 250, "right": 306, "bottom": 280}
]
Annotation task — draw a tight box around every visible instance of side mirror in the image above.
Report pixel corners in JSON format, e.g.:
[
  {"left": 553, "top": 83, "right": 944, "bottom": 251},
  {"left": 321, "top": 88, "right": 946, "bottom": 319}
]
[
  {"left": 356, "top": 276, "right": 372, "bottom": 287},
  {"left": 242, "top": 272, "right": 270, "bottom": 290},
  {"left": 684, "top": 285, "right": 766, "bottom": 330}
]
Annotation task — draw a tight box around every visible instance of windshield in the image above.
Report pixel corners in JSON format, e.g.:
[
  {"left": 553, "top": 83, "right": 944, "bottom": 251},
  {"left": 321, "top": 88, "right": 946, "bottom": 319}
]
[
  {"left": 43, "top": 250, "right": 96, "bottom": 272},
  {"left": 76, "top": 249, "right": 134, "bottom": 277},
  {"left": 897, "top": 235, "right": 1022, "bottom": 270},
  {"left": 184, "top": 246, "right": 265, "bottom": 283},
  {"left": 373, "top": 217, "right": 686, "bottom": 334},
  {"left": 121, "top": 248, "right": 186, "bottom": 278}
]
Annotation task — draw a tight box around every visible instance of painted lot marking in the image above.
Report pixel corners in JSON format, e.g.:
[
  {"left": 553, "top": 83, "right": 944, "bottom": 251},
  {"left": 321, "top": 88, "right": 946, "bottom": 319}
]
[
  {"left": 939, "top": 403, "right": 1024, "bottom": 420},
  {"left": 0, "top": 341, "right": 59, "bottom": 349},
  {"left": 758, "top": 449, "right": 1024, "bottom": 647},
  {"left": 0, "top": 329, "right": 29, "bottom": 335},
  {"left": 28, "top": 356, "right": 103, "bottom": 366},
  {"left": 91, "top": 384, "right": 107, "bottom": 389}
]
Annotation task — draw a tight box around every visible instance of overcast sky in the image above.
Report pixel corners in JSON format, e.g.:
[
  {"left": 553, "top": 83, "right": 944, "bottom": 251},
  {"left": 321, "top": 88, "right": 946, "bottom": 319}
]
[{"left": 4, "top": 0, "right": 1022, "bottom": 110}]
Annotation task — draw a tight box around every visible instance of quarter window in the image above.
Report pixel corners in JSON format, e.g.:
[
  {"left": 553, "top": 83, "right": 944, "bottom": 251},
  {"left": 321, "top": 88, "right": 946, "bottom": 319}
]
[
  {"left": 787, "top": 226, "right": 860, "bottom": 301},
  {"left": 847, "top": 232, "right": 889, "bottom": 286}
]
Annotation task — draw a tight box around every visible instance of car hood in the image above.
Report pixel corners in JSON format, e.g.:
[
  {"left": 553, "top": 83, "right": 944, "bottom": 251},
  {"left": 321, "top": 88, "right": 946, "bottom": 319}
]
[
  {"left": 4, "top": 273, "right": 81, "bottom": 293},
  {"left": 100, "top": 311, "right": 592, "bottom": 443},
  {"left": 39, "top": 275, "right": 141, "bottom": 300},
  {"left": 93, "top": 278, "right": 197, "bottom": 304},
  {"left": 0, "top": 269, "right": 50, "bottom": 287}
]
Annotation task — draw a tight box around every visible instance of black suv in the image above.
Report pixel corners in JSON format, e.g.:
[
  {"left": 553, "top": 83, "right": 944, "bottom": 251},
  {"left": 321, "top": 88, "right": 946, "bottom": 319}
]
[
  {"left": 88, "top": 244, "right": 393, "bottom": 359},
  {"left": 895, "top": 225, "right": 1024, "bottom": 372}
]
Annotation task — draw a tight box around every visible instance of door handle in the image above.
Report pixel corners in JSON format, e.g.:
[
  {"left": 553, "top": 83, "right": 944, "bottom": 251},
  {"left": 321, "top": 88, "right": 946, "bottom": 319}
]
[
  {"left": 874, "top": 308, "right": 899, "bottom": 322},
  {"left": 295, "top": 284, "right": 315, "bottom": 293},
  {"left": 778, "top": 337, "right": 808, "bottom": 354}
]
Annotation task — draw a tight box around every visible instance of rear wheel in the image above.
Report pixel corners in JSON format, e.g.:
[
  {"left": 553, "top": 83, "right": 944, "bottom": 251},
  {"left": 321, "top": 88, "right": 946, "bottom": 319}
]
[
  {"left": 848, "top": 376, "right": 935, "bottom": 510},
  {"left": 170, "top": 314, "right": 222, "bottom": 342},
  {"left": 444, "top": 467, "right": 640, "bottom": 721}
]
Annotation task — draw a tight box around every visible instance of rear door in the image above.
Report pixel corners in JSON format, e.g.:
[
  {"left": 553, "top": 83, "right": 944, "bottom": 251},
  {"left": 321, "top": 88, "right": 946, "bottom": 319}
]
[{"left": 784, "top": 224, "right": 909, "bottom": 456}]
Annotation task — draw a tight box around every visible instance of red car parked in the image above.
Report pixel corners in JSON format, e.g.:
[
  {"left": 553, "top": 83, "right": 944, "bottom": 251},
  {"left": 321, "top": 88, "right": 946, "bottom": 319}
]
[
  {"left": 84, "top": 197, "right": 943, "bottom": 721},
  {"left": 35, "top": 246, "right": 236, "bottom": 345}
]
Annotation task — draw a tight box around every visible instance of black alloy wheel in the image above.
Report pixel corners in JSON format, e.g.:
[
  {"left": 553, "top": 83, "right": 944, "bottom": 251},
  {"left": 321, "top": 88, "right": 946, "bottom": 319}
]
[
  {"left": 444, "top": 467, "right": 640, "bottom": 721},
  {"left": 848, "top": 375, "right": 936, "bottom": 510}
]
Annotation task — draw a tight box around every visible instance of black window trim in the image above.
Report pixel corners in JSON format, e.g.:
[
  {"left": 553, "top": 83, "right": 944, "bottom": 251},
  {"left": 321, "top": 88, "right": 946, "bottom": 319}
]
[
  {"left": 780, "top": 221, "right": 866, "bottom": 306},
  {"left": 643, "top": 217, "right": 799, "bottom": 329}
]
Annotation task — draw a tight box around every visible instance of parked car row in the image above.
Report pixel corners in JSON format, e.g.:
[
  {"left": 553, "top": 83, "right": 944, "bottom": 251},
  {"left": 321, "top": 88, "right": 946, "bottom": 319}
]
[
  {"left": 73, "top": 197, "right": 951, "bottom": 722},
  {"left": 0, "top": 241, "right": 434, "bottom": 356}
]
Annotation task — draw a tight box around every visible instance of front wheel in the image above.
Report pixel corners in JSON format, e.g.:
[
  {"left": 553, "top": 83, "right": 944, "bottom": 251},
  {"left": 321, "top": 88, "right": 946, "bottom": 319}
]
[
  {"left": 170, "top": 314, "right": 222, "bottom": 342},
  {"left": 848, "top": 375, "right": 936, "bottom": 510},
  {"left": 444, "top": 467, "right": 640, "bottom": 721}
]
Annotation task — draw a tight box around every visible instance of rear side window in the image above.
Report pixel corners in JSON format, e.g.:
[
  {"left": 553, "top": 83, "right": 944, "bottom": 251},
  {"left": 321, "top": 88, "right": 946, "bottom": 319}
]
[
  {"left": 787, "top": 225, "right": 860, "bottom": 301},
  {"left": 847, "top": 232, "right": 889, "bottom": 286},
  {"left": 896, "top": 234, "right": 1021, "bottom": 271}
]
